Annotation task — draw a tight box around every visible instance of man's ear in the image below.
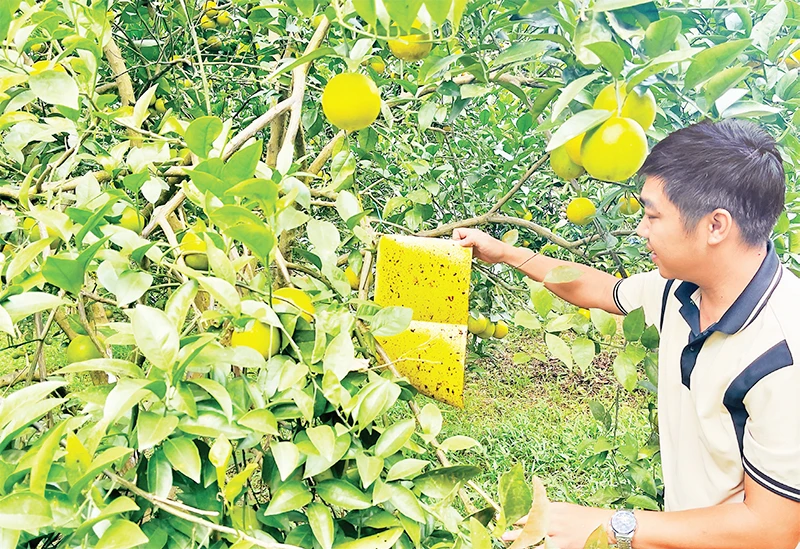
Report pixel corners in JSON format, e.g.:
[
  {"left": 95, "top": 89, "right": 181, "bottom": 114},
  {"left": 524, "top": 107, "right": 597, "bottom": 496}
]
[{"left": 706, "top": 208, "right": 734, "bottom": 245}]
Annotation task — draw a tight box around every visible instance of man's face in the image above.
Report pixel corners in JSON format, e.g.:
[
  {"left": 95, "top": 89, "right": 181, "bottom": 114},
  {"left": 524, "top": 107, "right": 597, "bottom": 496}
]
[{"left": 636, "top": 176, "right": 706, "bottom": 281}]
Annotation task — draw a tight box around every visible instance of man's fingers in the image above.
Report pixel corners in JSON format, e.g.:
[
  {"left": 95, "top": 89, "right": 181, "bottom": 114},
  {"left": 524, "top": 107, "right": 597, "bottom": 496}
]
[
  {"left": 452, "top": 229, "right": 473, "bottom": 246},
  {"left": 501, "top": 529, "right": 522, "bottom": 542}
]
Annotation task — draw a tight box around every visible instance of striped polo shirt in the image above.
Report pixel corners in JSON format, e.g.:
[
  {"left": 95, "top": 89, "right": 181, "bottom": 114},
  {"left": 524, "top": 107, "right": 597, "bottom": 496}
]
[{"left": 612, "top": 241, "right": 800, "bottom": 512}]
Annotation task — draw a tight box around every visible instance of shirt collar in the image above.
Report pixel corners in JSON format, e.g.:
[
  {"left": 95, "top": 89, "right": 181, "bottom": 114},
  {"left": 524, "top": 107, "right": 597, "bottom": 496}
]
[{"left": 675, "top": 240, "right": 780, "bottom": 337}]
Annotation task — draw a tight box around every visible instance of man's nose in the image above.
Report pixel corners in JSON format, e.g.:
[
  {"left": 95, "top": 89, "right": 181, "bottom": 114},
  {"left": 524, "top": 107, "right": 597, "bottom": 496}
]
[{"left": 636, "top": 218, "right": 647, "bottom": 239}]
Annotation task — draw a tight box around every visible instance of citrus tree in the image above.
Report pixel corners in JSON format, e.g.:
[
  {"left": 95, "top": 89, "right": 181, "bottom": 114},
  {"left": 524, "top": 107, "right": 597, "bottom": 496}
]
[{"left": 0, "top": 0, "right": 799, "bottom": 547}]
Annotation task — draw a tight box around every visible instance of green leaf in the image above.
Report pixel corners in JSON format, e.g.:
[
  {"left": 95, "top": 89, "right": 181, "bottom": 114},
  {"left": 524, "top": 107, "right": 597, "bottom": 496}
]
[
  {"left": 163, "top": 438, "right": 201, "bottom": 483},
  {"left": 628, "top": 463, "right": 657, "bottom": 498},
  {"left": 585, "top": 41, "right": 624, "bottom": 77},
  {"left": 374, "top": 418, "right": 416, "bottom": 458},
  {"left": 384, "top": 0, "right": 424, "bottom": 32},
  {"left": 223, "top": 141, "right": 262, "bottom": 184},
  {"left": 684, "top": 39, "right": 751, "bottom": 90},
  {"left": 387, "top": 483, "right": 426, "bottom": 522},
  {"left": 582, "top": 524, "right": 610, "bottom": 548},
  {"left": 627, "top": 49, "right": 697, "bottom": 89},
  {"left": 590, "top": 309, "right": 617, "bottom": 337},
  {"left": 355, "top": 452, "right": 384, "bottom": 489},
  {"left": 622, "top": 307, "right": 645, "bottom": 341},
  {"left": 514, "top": 310, "right": 541, "bottom": 330},
  {"left": 370, "top": 306, "right": 413, "bottom": 337},
  {"left": 497, "top": 463, "right": 532, "bottom": 531},
  {"left": 352, "top": 0, "right": 377, "bottom": 27},
  {"left": 643, "top": 16, "right": 681, "bottom": 58},
  {"left": 137, "top": 412, "right": 179, "bottom": 451},
  {"left": 307, "top": 503, "right": 335, "bottom": 549},
  {"left": 750, "top": 1, "right": 787, "bottom": 52},
  {"left": 545, "top": 333, "right": 573, "bottom": 369},
  {"left": 0, "top": 492, "right": 52, "bottom": 531},
  {"left": 185, "top": 116, "right": 223, "bottom": 158},
  {"left": 414, "top": 465, "right": 482, "bottom": 498},
  {"left": 29, "top": 70, "right": 79, "bottom": 109},
  {"left": 2, "top": 292, "right": 65, "bottom": 323},
  {"left": 439, "top": 435, "right": 481, "bottom": 451},
  {"left": 705, "top": 66, "right": 751, "bottom": 107},
  {"left": 572, "top": 337, "right": 596, "bottom": 374},
  {"left": 573, "top": 14, "right": 613, "bottom": 67},
  {"left": 386, "top": 459, "right": 429, "bottom": 482},
  {"left": 304, "top": 432, "right": 352, "bottom": 478},
  {"left": 543, "top": 265, "right": 584, "bottom": 284},
  {"left": 641, "top": 324, "right": 660, "bottom": 349},
  {"left": 546, "top": 109, "right": 612, "bottom": 151},
  {"left": 594, "top": 0, "right": 651, "bottom": 11},
  {"left": 334, "top": 528, "right": 403, "bottom": 549},
  {"left": 270, "top": 441, "right": 301, "bottom": 481},
  {"left": 316, "top": 479, "right": 372, "bottom": 510},
  {"left": 222, "top": 220, "right": 275, "bottom": 264},
  {"left": 264, "top": 481, "right": 313, "bottom": 515},
  {"left": 613, "top": 352, "right": 638, "bottom": 391},
  {"left": 147, "top": 450, "right": 173, "bottom": 499},
  {"left": 625, "top": 494, "right": 660, "bottom": 510},
  {"left": 425, "top": 0, "right": 451, "bottom": 24},
  {"left": 224, "top": 462, "right": 258, "bottom": 502},
  {"left": 551, "top": 74, "right": 601, "bottom": 122},
  {"left": 494, "top": 42, "right": 550, "bottom": 67},
  {"left": 73, "top": 497, "right": 140, "bottom": 538},
  {"left": 239, "top": 409, "right": 279, "bottom": 435},
  {"left": 7, "top": 239, "right": 52, "bottom": 282},
  {"left": 30, "top": 422, "right": 68, "bottom": 495},
  {"left": 55, "top": 358, "right": 143, "bottom": 379},
  {"left": 132, "top": 305, "right": 179, "bottom": 372},
  {"left": 96, "top": 520, "right": 149, "bottom": 549},
  {"left": 165, "top": 280, "right": 198, "bottom": 329},
  {"left": 530, "top": 283, "right": 554, "bottom": 317},
  {"left": 418, "top": 403, "right": 442, "bottom": 442}
]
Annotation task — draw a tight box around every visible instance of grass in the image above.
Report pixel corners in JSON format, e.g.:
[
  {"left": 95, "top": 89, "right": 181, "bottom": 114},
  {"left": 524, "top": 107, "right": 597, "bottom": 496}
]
[{"left": 425, "top": 328, "right": 658, "bottom": 506}]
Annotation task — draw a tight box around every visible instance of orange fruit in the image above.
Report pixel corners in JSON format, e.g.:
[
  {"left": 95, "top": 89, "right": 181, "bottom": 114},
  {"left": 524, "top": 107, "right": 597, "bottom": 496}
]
[
  {"left": 581, "top": 117, "right": 648, "bottom": 182},
  {"left": 566, "top": 197, "right": 596, "bottom": 226},
  {"left": 272, "top": 287, "right": 315, "bottom": 322},
  {"left": 550, "top": 145, "right": 585, "bottom": 180},
  {"left": 66, "top": 335, "right": 102, "bottom": 364},
  {"left": 564, "top": 133, "right": 585, "bottom": 166},
  {"left": 231, "top": 320, "right": 281, "bottom": 358},
  {"left": 321, "top": 73, "right": 381, "bottom": 132}
]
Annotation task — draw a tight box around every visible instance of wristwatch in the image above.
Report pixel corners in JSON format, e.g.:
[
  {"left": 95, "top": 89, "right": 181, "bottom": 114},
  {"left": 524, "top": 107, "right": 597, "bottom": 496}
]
[{"left": 609, "top": 509, "right": 637, "bottom": 549}]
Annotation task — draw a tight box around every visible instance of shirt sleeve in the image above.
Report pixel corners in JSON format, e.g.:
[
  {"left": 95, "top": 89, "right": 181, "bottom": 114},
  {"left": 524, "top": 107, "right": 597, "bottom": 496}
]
[
  {"left": 742, "top": 354, "right": 800, "bottom": 502},
  {"left": 612, "top": 269, "right": 671, "bottom": 328}
]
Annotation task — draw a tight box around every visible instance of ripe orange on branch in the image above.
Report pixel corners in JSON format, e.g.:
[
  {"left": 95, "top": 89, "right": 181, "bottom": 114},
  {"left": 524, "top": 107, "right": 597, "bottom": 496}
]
[
  {"left": 321, "top": 73, "right": 381, "bottom": 132},
  {"left": 231, "top": 320, "right": 281, "bottom": 358},
  {"left": 581, "top": 117, "right": 648, "bottom": 182},
  {"left": 272, "top": 287, "right": 315, "bottom": 322},
  {"left": 66, "top": 335, "right": 102, "bottom": 364},
  {"left": 388, "top": 21, "right": 432, "bottom": 62},
  {"left": 566, "top": 197, "right": 596, "bottom": 226},
  {"left": 594, "top": 83, "right": 657, "bottom": 130},
  {"left": 550, "top": 145, "right": 585, "bottom": 180}
]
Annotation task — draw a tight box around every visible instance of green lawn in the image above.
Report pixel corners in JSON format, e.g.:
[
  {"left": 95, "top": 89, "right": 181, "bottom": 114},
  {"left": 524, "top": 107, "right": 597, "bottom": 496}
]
[{"left": 429, "top": 328, "right": 657, "bottom": 506}]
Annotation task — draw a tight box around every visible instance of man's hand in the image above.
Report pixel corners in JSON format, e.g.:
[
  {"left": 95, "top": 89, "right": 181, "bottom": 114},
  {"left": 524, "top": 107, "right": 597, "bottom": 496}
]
[
  {"left": 452, "top": 228, "right": 509, "bottom": 264},
  {"left": 502, "top": 502, "right": 613, "bottom": 549}
]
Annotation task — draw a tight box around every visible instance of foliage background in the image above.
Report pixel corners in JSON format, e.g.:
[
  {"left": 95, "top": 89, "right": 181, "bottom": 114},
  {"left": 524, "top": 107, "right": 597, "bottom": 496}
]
[{"left": 0, "top": 0, "right": 798, "bottom": 547}]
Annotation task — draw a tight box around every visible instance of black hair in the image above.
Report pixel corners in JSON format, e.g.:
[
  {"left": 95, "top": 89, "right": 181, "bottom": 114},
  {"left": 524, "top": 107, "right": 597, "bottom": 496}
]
[{"left": 638, "top": 120, "right": 785, "bottom": 247}]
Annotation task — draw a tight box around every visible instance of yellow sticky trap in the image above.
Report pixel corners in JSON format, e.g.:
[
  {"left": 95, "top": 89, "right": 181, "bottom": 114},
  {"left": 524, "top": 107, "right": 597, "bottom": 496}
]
[
  {"left": 374, "top": 235, "right": 471, "bottom": 324},
  {"left": 375, "top": 321, "right": 467, "bottom": 408},
  {"left": 374, "top": 235, "right": 472, "bottom": 407}
]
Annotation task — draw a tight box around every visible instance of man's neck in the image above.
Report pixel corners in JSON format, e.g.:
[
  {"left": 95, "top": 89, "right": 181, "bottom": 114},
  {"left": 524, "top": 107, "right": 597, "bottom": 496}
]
[{"left": 694, "top": 243, "right": 769, "bottom": 329}]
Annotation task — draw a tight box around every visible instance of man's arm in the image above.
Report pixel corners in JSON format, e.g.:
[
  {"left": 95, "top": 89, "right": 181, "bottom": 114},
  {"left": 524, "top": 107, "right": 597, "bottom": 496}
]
[
  {"left": 452, "top": 228, "right": 623, "bottom": 314},
  {"left": 534, "top": 474, "right": 800, "bottom": 549}
]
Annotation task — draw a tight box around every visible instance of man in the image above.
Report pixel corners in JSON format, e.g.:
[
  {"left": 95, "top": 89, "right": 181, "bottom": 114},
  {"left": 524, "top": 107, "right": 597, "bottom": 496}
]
[{"left": 453, "top": 120, "right": 800, "bottom": 549}]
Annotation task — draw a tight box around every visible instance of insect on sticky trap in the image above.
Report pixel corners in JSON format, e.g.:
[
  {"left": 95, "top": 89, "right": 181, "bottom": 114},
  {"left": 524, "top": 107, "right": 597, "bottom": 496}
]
[{"left": 374, "top": 235, "right": 472, "bottom": 407}]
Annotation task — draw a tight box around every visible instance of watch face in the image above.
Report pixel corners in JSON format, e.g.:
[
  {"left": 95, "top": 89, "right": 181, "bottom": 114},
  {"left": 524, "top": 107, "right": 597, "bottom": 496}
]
[{"left": 611, "top": 511, "right": 636, "bottom": 535}]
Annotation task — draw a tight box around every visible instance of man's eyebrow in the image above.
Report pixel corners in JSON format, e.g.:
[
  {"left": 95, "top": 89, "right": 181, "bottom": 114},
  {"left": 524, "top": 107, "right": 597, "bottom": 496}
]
[{"left": 639, "top": 196, "right": 658, "bottom": 212}]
